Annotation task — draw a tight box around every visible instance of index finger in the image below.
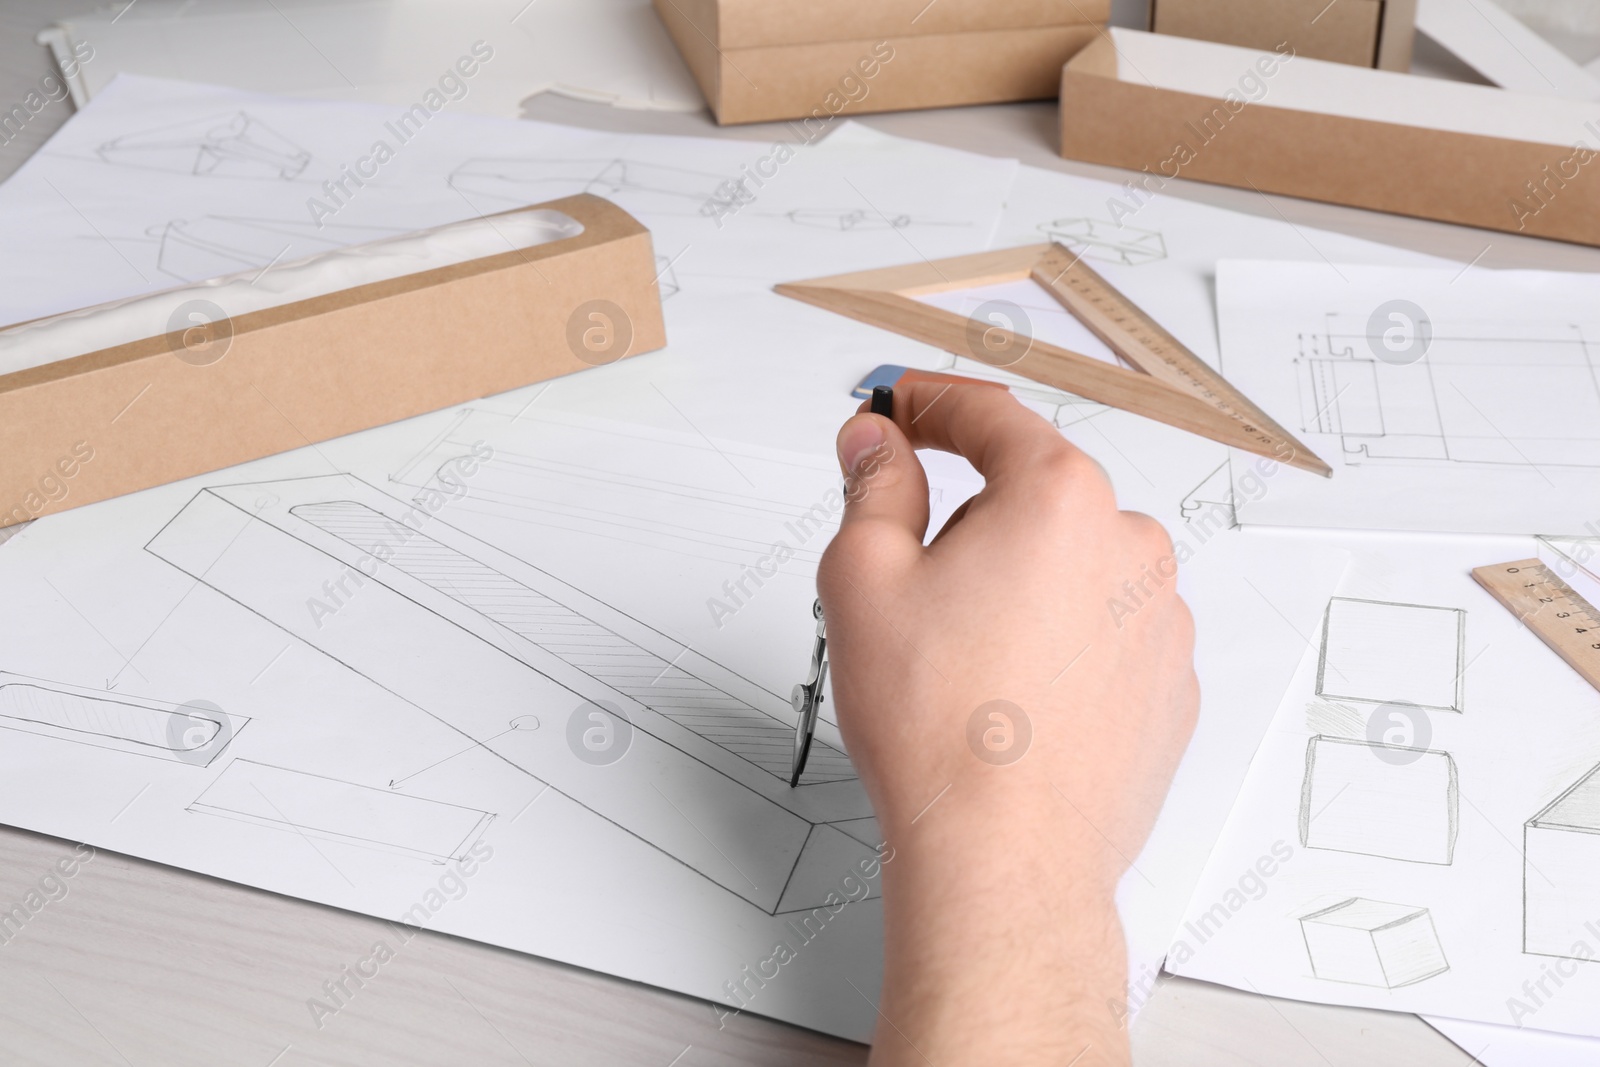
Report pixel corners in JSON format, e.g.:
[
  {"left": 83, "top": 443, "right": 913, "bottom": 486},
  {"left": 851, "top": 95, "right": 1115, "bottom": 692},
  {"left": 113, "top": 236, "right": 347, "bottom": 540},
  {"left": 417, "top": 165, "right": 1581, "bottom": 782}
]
[{"left": 864, "top": 380, "right": 1089, "bottom": 487}]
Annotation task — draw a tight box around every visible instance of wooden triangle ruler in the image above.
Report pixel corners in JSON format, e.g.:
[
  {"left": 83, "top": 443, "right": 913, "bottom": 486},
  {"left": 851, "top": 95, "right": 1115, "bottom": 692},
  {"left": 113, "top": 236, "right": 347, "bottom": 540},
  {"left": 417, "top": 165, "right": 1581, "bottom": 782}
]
[{"left": 775, "top": 242, "right": 1331, "bottom": 477}]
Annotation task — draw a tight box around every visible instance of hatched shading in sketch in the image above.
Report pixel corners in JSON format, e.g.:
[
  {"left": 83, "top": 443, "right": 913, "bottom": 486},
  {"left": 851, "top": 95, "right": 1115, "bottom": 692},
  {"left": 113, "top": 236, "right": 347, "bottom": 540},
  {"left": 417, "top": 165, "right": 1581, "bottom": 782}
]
[
  {"left": 146, "top": 472, "right": 873, "bottom": 915},
  {"left": 0, "top": 673, "right": 245, "bottom": 766},
  {"left": 1300, "top": 897, "right": 1449, "bottom": 988}
]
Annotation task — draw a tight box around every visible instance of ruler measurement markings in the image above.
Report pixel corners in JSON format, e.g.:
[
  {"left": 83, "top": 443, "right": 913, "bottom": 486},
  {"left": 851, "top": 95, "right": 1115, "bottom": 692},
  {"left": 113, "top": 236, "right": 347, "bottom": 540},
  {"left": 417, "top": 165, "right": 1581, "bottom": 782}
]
[{"left": 1472, "top": 558, "right": 1600, "bottom": 692}]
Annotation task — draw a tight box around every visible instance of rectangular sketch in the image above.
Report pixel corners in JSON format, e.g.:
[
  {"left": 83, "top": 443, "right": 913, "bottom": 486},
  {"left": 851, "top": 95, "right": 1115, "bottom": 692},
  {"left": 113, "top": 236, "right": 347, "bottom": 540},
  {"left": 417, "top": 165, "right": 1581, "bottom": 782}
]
[
  {"left": 1219, "top": 260, "right": 1600, "bottom": 535},
  {"left": 1300, "top": 898, "right": 1449, "bottom": 988},
  {"left": 1525, "top": 763, "right": 1600, "bottom": 959},
  {"left": 189, "top": 760, "right": 493, "bottom": 864},
  {"left": 1300, "top": 315, "right": 1600, "bottom": 469},
  {"left": 1317, "top": 598, "right": 1465, "bottom": 712},
  {"left": 146, "top": 475, "right": 875, "bottom": 914},
  {"left": 0, "top": 672, "right": 244, "bottom": 766},
  {"left": 1300, "top": 736, "right": 1458, "bottom": 865}
]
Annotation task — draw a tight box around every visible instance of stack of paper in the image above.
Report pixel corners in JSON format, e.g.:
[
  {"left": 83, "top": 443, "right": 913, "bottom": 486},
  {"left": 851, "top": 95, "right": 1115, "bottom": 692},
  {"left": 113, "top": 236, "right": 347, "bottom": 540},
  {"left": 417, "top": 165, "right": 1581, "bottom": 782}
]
[{"left": 3, "top": 68, "right": 1594, "bottom": 1063}]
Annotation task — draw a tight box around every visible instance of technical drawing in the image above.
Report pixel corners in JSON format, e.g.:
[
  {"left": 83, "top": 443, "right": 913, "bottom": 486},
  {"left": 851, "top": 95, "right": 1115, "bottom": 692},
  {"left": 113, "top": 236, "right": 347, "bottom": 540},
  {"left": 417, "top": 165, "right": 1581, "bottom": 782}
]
[
  {"left": 1300, "top": 897, "right": 1449, "bottom": 988},
  {"left": 1037, "top": 217, "right": 1167, "bottom": 266},
  {"left": 1180, "top": 462, "right": 1236, "bottom": 529},
  {"left": 97, "top": 112, "right": 311, "bottom": 180},
  {"left": 911, "top": 352, "right": 1111, "bottom": 430},
  {"left": 448, "top": 157, "right": 726, "bottom": 217},
  {"left": 1298, "top": 315, "right": 1600, "bottom": 470},
  {"left": 773, "top": 209, "right": 968, "bottom": 232},
  {"left": 1317, "top": 598, "right": 1466, "bottom": 712},
  {"left": 1299, "top": 736, "right": 1458, "bottom": 865},
  {"left": 146, "top": 215, "right": 406, "bottom": 281},
  {"left": 1525, "top": 763, "right": 1600, "bottom": 959},
  {"left": 0, "top": 673, "right": 245, "bottom": 766},
  {"left": 830, "top": 816, "right": 883, "bottom": 850},
  {"left": 146, "top": 475, "right": 873, "bottom": 915},
  {"left": 189, "top": 760, "right": 493, "bottom": 865},
  {"left": 388, "top": 407, "right": 836, "bottom": 574}
]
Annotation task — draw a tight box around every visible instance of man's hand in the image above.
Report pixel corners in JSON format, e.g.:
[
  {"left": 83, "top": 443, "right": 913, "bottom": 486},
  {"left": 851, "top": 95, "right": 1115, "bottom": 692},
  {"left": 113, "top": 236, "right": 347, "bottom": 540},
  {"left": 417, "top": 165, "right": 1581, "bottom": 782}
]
[{"left": 818, "top": 382, "right": 1199, "bottom": 1066}]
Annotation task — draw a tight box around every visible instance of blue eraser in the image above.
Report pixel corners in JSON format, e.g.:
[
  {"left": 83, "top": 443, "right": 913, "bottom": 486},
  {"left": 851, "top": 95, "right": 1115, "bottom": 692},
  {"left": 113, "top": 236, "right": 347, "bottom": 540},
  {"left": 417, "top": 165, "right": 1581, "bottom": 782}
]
[{"left": 850, "top": 364, "right": 907, "bottom": 400}]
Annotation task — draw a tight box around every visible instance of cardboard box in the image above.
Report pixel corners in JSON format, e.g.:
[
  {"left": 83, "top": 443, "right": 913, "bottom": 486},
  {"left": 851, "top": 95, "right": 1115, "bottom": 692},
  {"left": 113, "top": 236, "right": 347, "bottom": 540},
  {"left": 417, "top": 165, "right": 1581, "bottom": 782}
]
[
  {"left": 1059, "top": 29, "right": 1600, "bottom": 247},
  {"left": 1151, "top": 0, "right": 1416, "bottom": 70},
  {"left": 654, "top": 0, "right": 1108, "bottom": 125},
  {"left": 0, "top": 193, "right": 665, "bottom": 527}
]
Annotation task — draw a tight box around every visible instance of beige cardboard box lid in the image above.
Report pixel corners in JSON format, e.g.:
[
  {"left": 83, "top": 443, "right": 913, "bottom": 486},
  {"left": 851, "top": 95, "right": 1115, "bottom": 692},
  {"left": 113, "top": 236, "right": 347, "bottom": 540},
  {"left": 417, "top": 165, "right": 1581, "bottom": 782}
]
[
  {"left": 1060, "top": 29, "right": 1600, "bottom": 244},
  {"left": 0, "top": 193, "right": 665, "bottom": 527},
  {"left": 683, "top": 0, "right": 1107, "bottom": 48},
  {"left": 1067, "top": 28, "right": 1598, "bottom": 156}
]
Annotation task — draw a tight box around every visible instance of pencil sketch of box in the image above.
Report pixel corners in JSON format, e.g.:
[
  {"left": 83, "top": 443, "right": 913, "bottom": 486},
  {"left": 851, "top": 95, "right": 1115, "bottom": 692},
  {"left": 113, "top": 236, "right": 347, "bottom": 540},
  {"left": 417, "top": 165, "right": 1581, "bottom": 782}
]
[
  {"left": 1317, "top": 597, "right": 1465, "bottom": 712},
  {"left": 1526, "top": 763, "right": 1600, "bottom": 959},
  {"left": 98, "top": 111, "right": 311, "bottom": 180},
  {"left": 1300, "top": 736, "right": 1458, "bottom": 864},
  {"left": 1037, "top": 217, "right": 1167, "bottom": 267},
  {"left": 1300, "top": 897, "right": 1449, "bottom": 987}
]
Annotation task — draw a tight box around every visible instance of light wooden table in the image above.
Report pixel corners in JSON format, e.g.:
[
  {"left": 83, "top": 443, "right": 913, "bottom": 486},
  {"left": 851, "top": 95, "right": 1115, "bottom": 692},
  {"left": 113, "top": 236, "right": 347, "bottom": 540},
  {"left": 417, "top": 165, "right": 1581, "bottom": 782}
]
[{"left": 3, "top": 4, "right": 1596, "bottom": 1063}]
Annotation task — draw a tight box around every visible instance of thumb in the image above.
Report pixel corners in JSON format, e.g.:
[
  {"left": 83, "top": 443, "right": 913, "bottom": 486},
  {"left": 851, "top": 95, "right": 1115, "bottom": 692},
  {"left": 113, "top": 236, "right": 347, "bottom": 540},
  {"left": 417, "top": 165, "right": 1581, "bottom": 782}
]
[{"left": 835, "top": 412, "right": 929, "bottom": 548}]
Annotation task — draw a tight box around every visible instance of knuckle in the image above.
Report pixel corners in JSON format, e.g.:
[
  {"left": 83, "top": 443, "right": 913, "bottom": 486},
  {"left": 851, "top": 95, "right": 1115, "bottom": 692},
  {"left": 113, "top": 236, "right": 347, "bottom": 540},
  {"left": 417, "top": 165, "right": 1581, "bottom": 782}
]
[
  {"left": 1123, "top": 510, "right": 1175, "bottom": 556},
  {"left": 818, "top": 522, "right": 901, "bottom": 590},
  {"left": 1031, "top": 445, "right": 1114, "bottom": 506}
]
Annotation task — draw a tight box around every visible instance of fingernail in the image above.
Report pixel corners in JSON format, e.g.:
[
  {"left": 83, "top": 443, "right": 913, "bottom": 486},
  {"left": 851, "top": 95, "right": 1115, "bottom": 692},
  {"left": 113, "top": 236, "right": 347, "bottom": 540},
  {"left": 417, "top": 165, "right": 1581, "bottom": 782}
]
[{"left": 838, "top": 415, "right": 887, "bottom": 476}]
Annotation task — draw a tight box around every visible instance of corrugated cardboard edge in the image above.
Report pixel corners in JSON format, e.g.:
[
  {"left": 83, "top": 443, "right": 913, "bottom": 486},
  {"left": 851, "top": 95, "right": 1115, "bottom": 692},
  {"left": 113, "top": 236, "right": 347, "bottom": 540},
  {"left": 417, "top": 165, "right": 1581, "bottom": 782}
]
[
  {"left": 1374, "top": 0, "right": 1418, "bottom": 72},
  {"left": 1057, "top": 37, "right": 1600, "bottom": 247},
  {"left": 0, "top": 193, "right": 666, "bottom": 527}
]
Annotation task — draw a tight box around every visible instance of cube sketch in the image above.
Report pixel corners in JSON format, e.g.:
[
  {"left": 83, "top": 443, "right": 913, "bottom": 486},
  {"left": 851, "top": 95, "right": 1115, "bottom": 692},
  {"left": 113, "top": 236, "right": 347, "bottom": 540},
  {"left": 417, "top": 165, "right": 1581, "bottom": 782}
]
[
  {"left": 1526, "top": 763, "right": 1600, "bottom": 959},
  {"left": 1300, "top": 898, "right": 1449, "bottom": 988},
  {"left": 1299, "top": 736, "right": 1458, "bottom": 865},
  {"left": 1317, "top": 597, "right": 1465, "bottom": 712}
]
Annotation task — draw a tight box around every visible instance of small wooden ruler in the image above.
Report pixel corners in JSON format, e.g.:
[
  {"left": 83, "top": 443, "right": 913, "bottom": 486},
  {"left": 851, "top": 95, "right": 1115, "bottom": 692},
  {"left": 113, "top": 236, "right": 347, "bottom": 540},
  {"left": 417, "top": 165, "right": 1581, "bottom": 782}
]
[
  {"left": 1472, "top": 558, "right": 1600, "bottom": 691},
  {"left": 775, "top": 242, "right": 1331, "bottom": 476}
]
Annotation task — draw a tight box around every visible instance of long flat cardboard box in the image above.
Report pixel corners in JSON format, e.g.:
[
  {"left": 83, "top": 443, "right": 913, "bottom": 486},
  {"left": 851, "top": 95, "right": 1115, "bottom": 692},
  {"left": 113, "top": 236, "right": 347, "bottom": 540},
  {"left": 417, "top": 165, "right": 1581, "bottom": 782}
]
[
  {"left": 655, "top": 0, "right": 1106, "bottom": 124},
  {"left": 0, "top": 193, "right": 665, "bottom": 527},
  {"left": 1058, "top": 29, "right": 1600, "bottom": 246}
]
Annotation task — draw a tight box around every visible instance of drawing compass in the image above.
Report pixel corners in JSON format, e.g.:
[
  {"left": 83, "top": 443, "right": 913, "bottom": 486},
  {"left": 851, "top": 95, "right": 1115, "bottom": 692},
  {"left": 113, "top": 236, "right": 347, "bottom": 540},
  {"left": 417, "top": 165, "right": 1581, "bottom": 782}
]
[{"left": 789, "top": 598, "right": 828, "bottom": 787}]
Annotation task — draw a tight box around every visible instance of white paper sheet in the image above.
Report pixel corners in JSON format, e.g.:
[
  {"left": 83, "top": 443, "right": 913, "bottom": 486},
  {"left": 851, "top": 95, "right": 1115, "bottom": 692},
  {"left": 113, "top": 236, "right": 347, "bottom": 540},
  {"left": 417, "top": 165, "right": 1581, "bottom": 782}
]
[
  {"left": 1215, "top": 260, "right": 1600, "bottom": 537},
  {"left": 1427, "top": 1014, "right": 1600, "bottom": 1065},
  {"left": 39, "top": 0, "right": 703, "bottom": 115},
  {"left": 1168, "top": 532, "right": 1600, "bottom": 1039},
  {"left": 0, "top": 73, "right": 1374, "bottom": 1041},
  {"left": 1417, "top": 0, "right": 1600, "bottom": 100}
]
